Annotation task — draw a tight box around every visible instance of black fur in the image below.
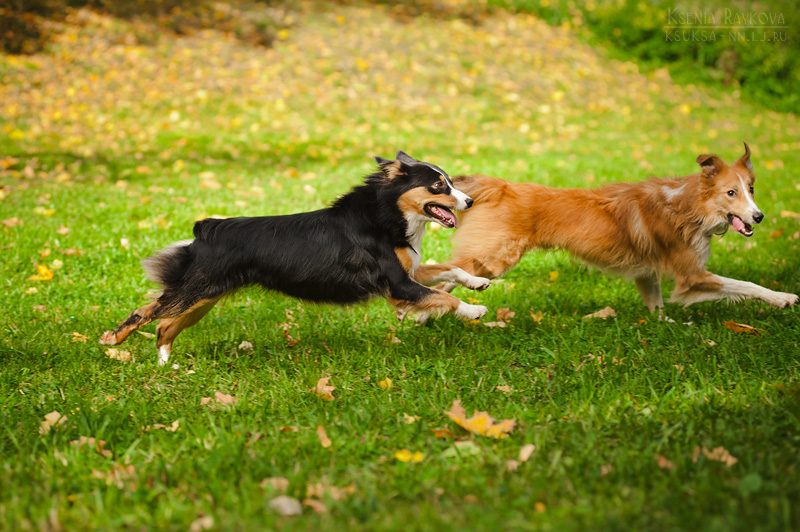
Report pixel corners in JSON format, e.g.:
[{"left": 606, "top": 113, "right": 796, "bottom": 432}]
[{"left": 143, "top": 153, "right": 456, "bottom": 315}]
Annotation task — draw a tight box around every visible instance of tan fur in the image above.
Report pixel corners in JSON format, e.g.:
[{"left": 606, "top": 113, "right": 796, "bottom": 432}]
[
  {"left": 156, "top": 297, "right": 221, "bottom": 358},
  {"left": 394, "top": 247, "right": 415, "bottom": 273},
  {"left": 419, "top": 149, "right": 797, "bottom": 311},
  {"left": 397, "top": 186, "right": 460, "bottom": 218},
  {"left": 389, "top": 290, "right": 462, "bottom": 317}
]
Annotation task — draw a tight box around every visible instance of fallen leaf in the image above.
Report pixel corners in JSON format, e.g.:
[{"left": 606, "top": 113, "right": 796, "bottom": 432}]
[
  {"left": 72, "top": 332, "right": 88, "bottom": 343},
  {"left": 201, "top": 391, "right": 237, "bottom": 408},
  {"left": 312, "top": 376, "right": 335, "bottom": 401},
  {"left": 496, "top": 385, "right": 512, "bottom": 394},
  {"left": 56, "top": 225, "right": 70, "bottom": 235},
  {"left": 1, "top": 217, "right": 22, "bottom": 228},
  {"left": 279, "top": 426, "right": 298, "bottom": 432},
  {"left": 703, "top": 339, "right": 717, "bottom": 346},
  {"left": 189, "top": 516, "right": 214, "bottom": 532},
  {"left": 549, "top": 270, "right": 559, "bottom": 281},
  {"left": 656, "top": 454, "right": 675, "bottom": 470},
  {"left": 144, "top": 420, "right": 180, "bottom": 432},
  {"left": 39, "top": 411, "right": 67, "bottom": 434},
  {"left": 482, "top": 321, "right": 507, "bottom": 328},
  {"left": 120, "top": 238, "right": 130, "bottom": 250},
  {"left": 238, "top": 340, "right": 254, "bottom": 351},
  {"left": 431, "top": 428, "right": 455, "bottom": 439},
  {"left": 378, "top": 377, "right": 392, "bottom": 389},
  {"left": 317, "top": 425, "right": 332, "bottom": 448},
  {"left": 506, "top": 459, "right": 520, "bottom": 471},
  {"left": 702, "top": 446, "right": 738, "bottom": 467},
  {"left": 583, "top": 306, "right": 616, "bottom": 320},
  {"left": 269, "top": 495, "right": 302, "bottom": 516},
  {"left": 261, "top": 477, "right": 289, "bottom": 491},
  {"left": 71, "top": 436, "right": 112, "bottom": 457},
  {"left": 780, "top": 210, "right": 800, "bottom": 219},
  {"left": 402, "top": 413, "right": 420, "bottom": 424},
  {"left": 519, "top": 443, "right": 536, "bottom": 462},
  {"left": 302, "top": 498, "right": 327, "bottom": 514},
  {"left": 105, "top": 348, "right": 131, "bottom": 362},
  {"left": 529, "top": 310, "right": 544, "bottom": 323},
  {"left": 444, "top": 399, "right": 515, "bottom": 438},
  {"left": 29, "top": 264, "right": 54, "bottom": 282},
  {"left": 394, "top": 449, "right": 424, "bottom": 462},
  {"left": 769, "top": 228, "right": 785, "bottom": 240},
  {"left": 496, "top": 308, "right": 515, "bottom": 321},
  {"left": 723, "top": 321, "right": 764, "bottom": 336},
  {"left": 534, "top": 502, "right": 546, "bottom": 513}
]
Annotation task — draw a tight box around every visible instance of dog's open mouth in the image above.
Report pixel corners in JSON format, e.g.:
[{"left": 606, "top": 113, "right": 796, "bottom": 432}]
[
  {"left": 728, "top": 213, "right": 754, "bottom": 237},
  {"left": 425, "top": 204, "right": 458, "bottom": 228}
]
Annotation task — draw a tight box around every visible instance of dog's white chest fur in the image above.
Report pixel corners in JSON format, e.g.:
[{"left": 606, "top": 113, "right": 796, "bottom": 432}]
[{"left": 405, "top": 215, "right": 427, "bottom": 274}]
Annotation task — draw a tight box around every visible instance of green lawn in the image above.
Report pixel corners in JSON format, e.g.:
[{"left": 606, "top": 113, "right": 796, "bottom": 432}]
[{"left": 1, "top": 3, "right": 799, "bottom": 531}]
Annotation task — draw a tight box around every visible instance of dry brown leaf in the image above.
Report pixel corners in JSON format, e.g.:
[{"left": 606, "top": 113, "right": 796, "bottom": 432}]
[
  {"left": 72, "top": 332, "right": 88, "bottom": 343},
  {"left": 189, "top": 516, "right": 214, "bottom": 532},
  {"left": 496, "top": 308, "right": 515, "bottom": 321},
  {"left": 268, "top": 495, "right": 302, "bottom": 516},
  {"left": 656, "top": 454, "right": 675, "bottom": 470},
  {"left": 279, "top": 426, "right": 298, "bottom": 432},
  {"left": 444, "top": 399, "right": 515, "bottom": 438},
  {"left": 496, "top": 385, "right": 512, "bottom": 394},
  {"left": 780, "top": 210, "right": 800, "bottom": 219},
  {"left": 529, "top": 310, "right": 544, "bottom": 323},
  {"left": 402, "top": 413, "right": 420, "bottom": 424},
  {"left": 2, "top": 217, "right": 22, "bottom": 228},
  {"left": 56, "top": 225, "right": 70, "bottom": 235},
  {"left": 431, "top": 428, "right": 455, "bottom": 439},
  {"left": 583, "top": 306, "right": 616, "bottom": 320},
  {"left": 39, "top": 411, "right": 67, "bottom": 434},
  {"left": 519, "top": 443, "right": 536, "bottom": 462},
  {"left": 482, "top": 321, "right": 507, "bottom": 328},
  {"left": 105, "top": 348, "right": 131, "bottom": 362},
  {"left": 201, "top": 391, "right": 237, "bottom": 408},
  {"left": 261, "top": 477, "right": 290, "bottom": 491},
  {"left": 769, "top": 228, "right": 785, "bottom": 240},
  {"left": 317, "top": 425, "right": 332, "bottom": 448},
  {"left": 71, "top": 436, "right": 113, "bottom": 457},
  {"left": 702, "top": 446, "right": 738, "bottom": 467},
  {"left": 302, "top": 498, "right": 327, "bottom": 514},
  {"left": 723, "top": 321, "right": 764, "bottom": 336},
  {"left": 312, "top": 376, "right": 335, "bottom": 401},
  {"left": 144, "top": 420, "right": 180, "bottom": 432}
]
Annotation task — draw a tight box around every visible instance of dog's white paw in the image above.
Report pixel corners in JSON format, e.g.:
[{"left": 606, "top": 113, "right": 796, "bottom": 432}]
[
  {"left": 414, "top": 312, "right": 431, "bottom": 326},
  {"left": 99, "top": 331, "right": 117, "bottom": 345},
  {"left": 465, "top": 275, "right": 491, "bottom": 292},
  {"left": 770, "top": 292, "right": 799, "bottom": 308},
  {"left": 395, "top": 308, "right": 409, "bottom": 322},
  {"left": 455, "top": 302, "right": 488, "bottom": 321}
]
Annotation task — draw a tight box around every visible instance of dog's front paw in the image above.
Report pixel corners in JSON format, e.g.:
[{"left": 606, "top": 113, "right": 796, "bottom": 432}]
[
  {"left": 455, "top": 302, "right": 488, "bottom": 321},
  {"left": 414, "top": 312, "right": 431, "bottom": 326},
  {"left": 465, "top": 275, "right": 491, "bottom": 292},
  {"left": 99, "top": 331, "right": 118, "bottom": 345},
  {"left": 772, "top": 292, "right": 799, "bottom": 308}
]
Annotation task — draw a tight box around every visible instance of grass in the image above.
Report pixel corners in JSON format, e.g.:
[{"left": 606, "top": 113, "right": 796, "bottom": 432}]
[{"left": 2, "top": 2, "right": 800, "bottom": 530}]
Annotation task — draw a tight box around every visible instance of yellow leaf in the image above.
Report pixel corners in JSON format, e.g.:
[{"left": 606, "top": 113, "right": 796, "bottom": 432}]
[
  {"left": 519, "top": 443, "right": 536, "bottom": 462},
  {"left": 71, "top": 332, "right": 88, "bottom": 343},
  {"left": 723, "top": 321, "right": 764, "bottom": 336},
  {"left": 529, "top": 310, "right": 544, "bottom": 323},
  {"left": 312, "top": 376, "right": 336, "bottom": 401},
  {"left": 29, "top": 264, "right": 54, "bottom": 282},
  {"left": 496, "top": 385, "right": 512, "bottom": 394},
  {"left": 534, "top": 502, "right": 546, "bottom": 513},
  {"left": 702, "top": 446, "right": 738, "bottom": 467},
  {"left": 549, "top": 270, "right": 559, "bottom": 281},
  {"left": 402, "top": 413, "right": 420, "bottom": 424},
  {"left": 317, "top": 425, "right": 332, "bottom": 448},
  {"left": 378, "top": 377, "right": 392, "bottom": 389},
  {"left": 394, "top": 449, "right": 424, "bottom": 462},
  {"left": 444, "top": 399, "right": 515, "bottom": 439},
  {"left": 201, "top": 391, "right": 237, "bottom": 408},
  {"left": 105, "top": 348, "right": 131, "bottom": 361},
  {"left": 780, "top": 210, "right": 800, "bottom": 219}
]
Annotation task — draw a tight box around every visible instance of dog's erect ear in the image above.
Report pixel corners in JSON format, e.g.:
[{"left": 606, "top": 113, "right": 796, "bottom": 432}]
[
  {"left": 396, "top": 151, "right": 417, "bottom": 165},
  {"left": 696, "top": 154, "right": 726, "bottom": 178},
  {"left": 373, "top": 155, "right": 405, "bottom": 180},
  {"left": 735, "top": 141, "right": 754, "bottom": 173}
]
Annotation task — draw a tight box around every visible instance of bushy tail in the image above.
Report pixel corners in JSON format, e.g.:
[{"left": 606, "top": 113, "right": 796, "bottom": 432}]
[
  {"left": 140, "top": 239, "right": 194, "bottom": 288},
  {"left": 452, "top": 174, "right": 501, "bottom": 202}
]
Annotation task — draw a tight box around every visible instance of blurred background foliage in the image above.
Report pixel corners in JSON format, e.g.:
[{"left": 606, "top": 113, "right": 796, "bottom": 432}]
[{"left": 2, "top": 0, "right": 799, "bottom": 112}]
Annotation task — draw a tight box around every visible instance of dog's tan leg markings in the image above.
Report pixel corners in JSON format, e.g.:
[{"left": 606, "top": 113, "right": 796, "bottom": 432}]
[
  {"left": 634, "top": 274, "right": 664, "bottom": 313},
  {"left": 413, "top": 263, "right": 491, "bottom": 291},
  {"left": 671, "top": 273, "right": 799, "bottom": 308},
  {"left": 99, "top": 301, "right": 161, "bottom": 346},
  {"left": 389, "top": 289, "right": 487, "bottom": 321},
  {"left": 155, "top": 297, "right": 221, "bottom": 366}
]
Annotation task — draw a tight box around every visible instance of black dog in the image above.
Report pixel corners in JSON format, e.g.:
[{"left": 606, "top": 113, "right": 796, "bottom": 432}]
[{"left": 100, "top": 151, "right": 490, "bottom": 364}]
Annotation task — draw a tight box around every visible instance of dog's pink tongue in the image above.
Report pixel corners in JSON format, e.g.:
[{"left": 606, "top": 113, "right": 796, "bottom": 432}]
[
  {"left": 731, "top": 215, "right": 745, "bottom": 232},
  {"left": 443, "top": 210, "right": 457, "bottom": 228}
]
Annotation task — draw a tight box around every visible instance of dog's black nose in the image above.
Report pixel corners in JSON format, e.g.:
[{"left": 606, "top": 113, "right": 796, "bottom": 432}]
[
  {"left": 753, "top": 211, "right": 764, "bottom": 224},
  {"left": 465, "top": 197, "right": 474, "bottom": 209}
]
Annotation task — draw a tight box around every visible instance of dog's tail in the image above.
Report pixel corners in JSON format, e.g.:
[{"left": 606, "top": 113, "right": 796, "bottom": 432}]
[{"left": 141, "top": 239, "right": 194, "bottom": 288}]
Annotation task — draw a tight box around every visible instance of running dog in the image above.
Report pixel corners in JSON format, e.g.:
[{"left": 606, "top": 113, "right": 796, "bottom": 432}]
[
  {"left": 100, "top": 151, "right": 490, "bottom": 365},
  {"left": 417, "top": 143, "right": 798, "bottom": 312}
]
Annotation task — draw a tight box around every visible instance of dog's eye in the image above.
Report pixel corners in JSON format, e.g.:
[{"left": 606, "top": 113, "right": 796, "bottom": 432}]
[
  {"left": 432, "top": 181, "right": 445, "bottom": 190},
  {"left": 727, "top": 190, "right": 736, "bottom": 197},
  {"left": 749, "top": 186, "right": 754, "bottom": 196}
]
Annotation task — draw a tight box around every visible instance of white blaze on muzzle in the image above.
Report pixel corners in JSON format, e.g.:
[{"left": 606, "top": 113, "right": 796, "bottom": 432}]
[{"left": 735, "top": 171, "right": 761, "bottom": 222}]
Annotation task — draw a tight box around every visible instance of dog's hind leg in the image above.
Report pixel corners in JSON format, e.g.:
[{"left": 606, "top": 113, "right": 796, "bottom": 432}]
[
  {"left": 99, "top": 300, "right": 163, "bottom": 346},
  {"left": 155, "top": 296, "right": 221, "bottom": 366},
  {"left": 634, "top": 274, "right": 664, "bottom": 313}
]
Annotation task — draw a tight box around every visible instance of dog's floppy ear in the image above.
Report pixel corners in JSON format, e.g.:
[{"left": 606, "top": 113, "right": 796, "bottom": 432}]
[
  {"left": 735, "top": 141, "right": 754, "bottom": 173},
  {"left": 696, "top": 154, "right": 726, "bottom": 178},
  {"left": 373, "top": 155, "right": 405, "bottom": 180},
  {"left": 396, "top": 150, "right": 417, "bottom": 165}
]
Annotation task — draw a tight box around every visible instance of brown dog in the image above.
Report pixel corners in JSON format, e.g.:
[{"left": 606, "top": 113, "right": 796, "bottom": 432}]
[{"left": 416, "top": 144, "right": 798, "bottom": 312}]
